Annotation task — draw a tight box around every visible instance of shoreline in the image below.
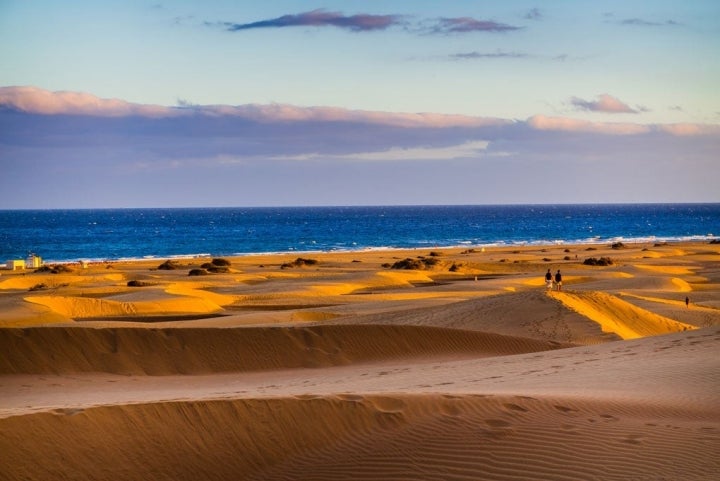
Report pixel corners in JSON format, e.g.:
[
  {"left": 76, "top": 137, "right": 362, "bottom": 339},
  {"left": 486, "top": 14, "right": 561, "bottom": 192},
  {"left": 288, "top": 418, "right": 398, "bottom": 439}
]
[{"left": 15, "top": 235, "right": 720, "bottom": 267}]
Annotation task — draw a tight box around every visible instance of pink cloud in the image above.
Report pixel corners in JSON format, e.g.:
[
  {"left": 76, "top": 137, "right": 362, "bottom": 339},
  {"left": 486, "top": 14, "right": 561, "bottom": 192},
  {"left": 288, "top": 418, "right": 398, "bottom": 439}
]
[
  {"left": 656, "top": 123, "right": 720, "bottom": 136},
  {"left": 0, "top": 86, "right": 174, "bottom": 117},
  {"left": 570, "top": 94, "right": 640, "bottom": 113},
  {"left": 0, "top": 86, "right": 510, "bottom": 128},
  {"left": 2, "top": 87, "right": 718, "bottom": 137},
  {"left": 527, "top": 115, "right": 651, "bottom": 135}
]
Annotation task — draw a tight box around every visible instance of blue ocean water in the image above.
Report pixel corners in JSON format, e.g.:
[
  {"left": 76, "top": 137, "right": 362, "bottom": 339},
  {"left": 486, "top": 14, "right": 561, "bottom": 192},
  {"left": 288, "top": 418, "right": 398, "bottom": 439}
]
[{"left": 0, "top": 204, "right": 718, "bottom": 263}]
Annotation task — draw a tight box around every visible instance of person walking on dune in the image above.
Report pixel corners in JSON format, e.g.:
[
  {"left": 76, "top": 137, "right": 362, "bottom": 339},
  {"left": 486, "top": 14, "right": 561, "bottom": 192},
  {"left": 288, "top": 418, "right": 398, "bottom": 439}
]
[
  {"left": 545, "top": 269, "right": 553, "bottom": 289},
  {"left": 555, "top": 269, "right": 562, "bottom": 291}
]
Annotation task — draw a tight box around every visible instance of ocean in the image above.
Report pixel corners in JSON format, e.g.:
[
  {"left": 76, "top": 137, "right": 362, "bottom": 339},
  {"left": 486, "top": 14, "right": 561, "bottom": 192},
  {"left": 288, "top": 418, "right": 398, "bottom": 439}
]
[{"left": 1, "top": 204, "right": 718, "bottom": 263}]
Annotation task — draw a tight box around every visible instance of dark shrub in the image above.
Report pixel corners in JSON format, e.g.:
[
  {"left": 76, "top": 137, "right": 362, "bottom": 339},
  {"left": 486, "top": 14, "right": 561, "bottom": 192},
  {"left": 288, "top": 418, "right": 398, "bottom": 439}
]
[
  {"left": 158, "top": 260, "right": 179, "bottom": 270},
  {"left": 428, "top": 251, "right": 442, "bottom": 257},
  {"left": 391, "top": 257, "right": 441, "bottom": 269},
  {"left": 709, "top": 239, "right": 720, "bottom": 244},
  {"left": 564, "top": 249, "right": 571, "bottom": 253},
  {"left": 201, "top": 263, "right": 214, "bottom": 269},
  {"left": 211, "top": 258, "right": 231, "bottom": 266},
  {"left": 449, "top": 263, "right": 460, "bottom": 272},
  {"left": 583, "top": 257, "right": 614, "bottom": 266},
  {"left": 611, "top": 242, "right": 626, "bottom": 249},
  {"left": 564, "top": 256, "right": 572, "bottom": 261},
  {"left": 281, "top": 257, "right": 319, "bottom": 269},
  {"left": 29, "top": 283, "right": 48, "bottom": 291},
  {"left": 127, "top": 280, "right": 151, "bottom": 287},
  {"left": 585, "top": 247, "right": 597, "bottom": 251},
  {"left": 381, "top": 263, "right": 392, "bottom": 268},
  {"left": 391, "top": 258, "right": 424, "bottom": 270},
  {"left": 188, "top": 268, "right": 209, "bottom": 276},
  {"left": 35, "top": 264, "right": 73, "bottom": 274}
]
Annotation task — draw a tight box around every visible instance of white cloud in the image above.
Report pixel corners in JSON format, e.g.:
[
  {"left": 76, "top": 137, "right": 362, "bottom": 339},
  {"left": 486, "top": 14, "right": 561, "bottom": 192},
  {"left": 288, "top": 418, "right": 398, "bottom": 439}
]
[{"left": 269, "top": 140, "right": 491, "bottom": 162}]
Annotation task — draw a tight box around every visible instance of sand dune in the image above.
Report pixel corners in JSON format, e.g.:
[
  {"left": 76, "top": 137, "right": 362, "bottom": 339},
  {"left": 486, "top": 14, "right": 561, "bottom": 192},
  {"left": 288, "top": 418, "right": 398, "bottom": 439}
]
[
  {"left": 1, "top": 327, "right": 718, "bottom": 481},
  {"left": 1, "top": 242, "right": 719, "bottom": 480},
  {"left": 550, "top": 290, "right": 695, "bottom": 339},
  {"left": 2, "top": 393, "right": 717, "bottom": 481},
  {"left": 0, "top": 324, "right": 568, "bottom": 375}
]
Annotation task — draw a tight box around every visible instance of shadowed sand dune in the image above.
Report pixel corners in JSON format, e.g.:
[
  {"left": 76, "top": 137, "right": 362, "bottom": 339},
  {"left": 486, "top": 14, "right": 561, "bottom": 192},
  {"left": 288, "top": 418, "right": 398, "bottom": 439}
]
[
  {"left": 1, "top": 327, "right": 718, "bottom": 481},
  {"left": 2, "top": 394, "right": 717, "bottom": 481},
  {"left": 0, "top": 324, "right": 568, "bottom": 375},
  {"left": 2, "top": 242, "right": 719, "bottom": 480}
]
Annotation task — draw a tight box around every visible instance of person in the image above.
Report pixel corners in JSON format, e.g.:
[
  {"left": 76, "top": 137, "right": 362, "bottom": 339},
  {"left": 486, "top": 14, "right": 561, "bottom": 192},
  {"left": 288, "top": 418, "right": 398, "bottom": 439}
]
[
  {"left": 545, "top": 269, "right": 553, "bottom": 289},
  {"left": 685, "top": 296, "right": 690, "bottom": 308},
  {"left": 555, "top": 269, "right": 562, "bottom": 291}
]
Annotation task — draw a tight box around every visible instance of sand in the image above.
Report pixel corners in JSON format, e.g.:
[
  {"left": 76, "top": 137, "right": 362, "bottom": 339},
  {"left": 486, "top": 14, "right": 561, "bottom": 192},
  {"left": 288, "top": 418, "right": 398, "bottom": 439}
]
[{"left": 1, "top": 241, "right": 719, "bottom": 480}]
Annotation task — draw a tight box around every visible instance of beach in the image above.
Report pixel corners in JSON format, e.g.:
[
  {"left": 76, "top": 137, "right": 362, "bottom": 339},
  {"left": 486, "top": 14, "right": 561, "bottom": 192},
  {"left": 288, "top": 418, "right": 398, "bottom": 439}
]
[{"left": 1, "top": 241, "right": 719, "bottom": 480}]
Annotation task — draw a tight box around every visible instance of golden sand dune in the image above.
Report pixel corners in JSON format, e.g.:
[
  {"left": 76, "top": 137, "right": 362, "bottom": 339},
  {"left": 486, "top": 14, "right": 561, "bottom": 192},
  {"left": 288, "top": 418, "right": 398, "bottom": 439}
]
[
  {"left": 331, "top": 289, "right": 622, "bottom": 344},
  {"left": 0, "top": 324, "right": 567, "bottom": 375},
  {"left": 24, "top": 294, "right": 223, "bottom": 320},
  {"left": 549, "top": 290, "right": 695, "bottom": 339},
  {"left": 2, "top": 242, "right": 719, "bottom": 480},
  {"left": 0, "top": 273, "right": 124, "bottom": 290},
  {"left": 1, "top": 327, "right": 718, "bottom": 481}
]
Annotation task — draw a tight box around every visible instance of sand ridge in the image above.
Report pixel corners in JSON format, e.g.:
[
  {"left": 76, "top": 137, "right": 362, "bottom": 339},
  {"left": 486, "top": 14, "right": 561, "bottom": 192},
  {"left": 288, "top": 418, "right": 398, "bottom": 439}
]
[{"left": 1, "top": 241, "right": 719, "bottom": 480}]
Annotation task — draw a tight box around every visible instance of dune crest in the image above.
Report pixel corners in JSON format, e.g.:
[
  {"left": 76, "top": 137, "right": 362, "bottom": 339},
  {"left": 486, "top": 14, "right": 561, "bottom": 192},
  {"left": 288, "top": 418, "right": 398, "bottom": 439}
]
[{"left": 549, "top": 290, "right": 694, "bottom": 339}]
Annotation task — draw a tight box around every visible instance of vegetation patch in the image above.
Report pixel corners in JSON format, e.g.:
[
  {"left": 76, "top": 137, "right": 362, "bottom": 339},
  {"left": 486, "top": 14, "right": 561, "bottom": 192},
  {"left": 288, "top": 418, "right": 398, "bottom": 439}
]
[
  {"left": 158, "top": 260, "right": 180, "bottom": 270},
  {"left": 611, "top": 242, "right": 627, "bottom": 249},
  {"left": 35, "top": 264, "right": 73, "bottom": 274},
  {"left": 28, "top": 283, "right": 49, "bottom": 291},
  {"left": 200, "top": 262, "right": 230, "bottom": 273},
  {"left": 583, "top": 257, "right": 614, "bottom": 266},
  {"left": 188, "top": 268, "right": 209, "bottom": 276},
  {"left": 281, "top": 257, "right": 319, "bottom": 269},
  {"left": 389, "top": 257, "right": 439, "bottom": 270},
  {"left": 127, "top": 280, "right": 152, "bottom": 287},
  {"left": 211, "top": 258, "right": 232, "bottom": 266}
]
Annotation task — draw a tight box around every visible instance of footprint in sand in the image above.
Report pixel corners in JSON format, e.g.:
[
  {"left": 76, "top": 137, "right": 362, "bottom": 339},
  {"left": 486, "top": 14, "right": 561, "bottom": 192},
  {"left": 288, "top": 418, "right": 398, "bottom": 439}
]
[
  {"left": 370, "top": 396, "right": 406, "bottom": 413},
  {"left": 503, "top": 403, "right": 529, "bottom": 413},
  {"left": 623, "top": 434, "right": 643, "bottom": 445},
  {"left": 53, "top": 408, "right": 84, "bottom": 416},
  {"left": 485, "top": 419, "right": 512, "bottom": 428}
]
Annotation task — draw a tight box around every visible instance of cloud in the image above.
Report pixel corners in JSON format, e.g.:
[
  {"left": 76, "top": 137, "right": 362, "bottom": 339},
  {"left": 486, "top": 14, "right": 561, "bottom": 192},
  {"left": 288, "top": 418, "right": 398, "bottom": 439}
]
[
  {"left": 524, "top": 8, "right": 542, "bottom": 20},
  {"left": 219, "top": 9, "right": 405, "bottom": 32},
  {"left": 0, "top": 86, "right": 174, "bottom": 117},
  {"left": 527, "top": 115, "right": 651, "bottom": 135},
  {"left": 570, "top": 94, "right": 644, "bottom": 114},
  {"left": 2, "top": 88, "right": 718, "bottom": 208},
  {"left": 429, "top": 17, "right": 522, "bottom": 34},
  {"left": 1, "top": 87, "right": 717, "bottom": 140},
  {"left": 620, "top": 18, "right": 680, "bottom": 27},
  {"left": 450, "top": 50, "right": 529, "bottom": 60},
  {"left": 0, "top": 86, "right": 509, "bottom": 128},
  {"left": 269, "top": 140, "right": 491, "bottom": 162}
]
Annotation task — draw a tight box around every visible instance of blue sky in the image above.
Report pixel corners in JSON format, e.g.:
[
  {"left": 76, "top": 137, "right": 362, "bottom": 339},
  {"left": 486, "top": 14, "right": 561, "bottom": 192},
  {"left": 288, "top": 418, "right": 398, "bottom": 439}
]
[{"left": 0, "top": 0, "right": 719, "bottom": 208}]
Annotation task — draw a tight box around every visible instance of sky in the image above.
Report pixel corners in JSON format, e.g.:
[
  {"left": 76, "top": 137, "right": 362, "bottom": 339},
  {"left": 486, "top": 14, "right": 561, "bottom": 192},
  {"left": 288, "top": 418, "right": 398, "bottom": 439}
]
[{"left": 0, "top": 0, "right": 719, "bottom": 208}]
